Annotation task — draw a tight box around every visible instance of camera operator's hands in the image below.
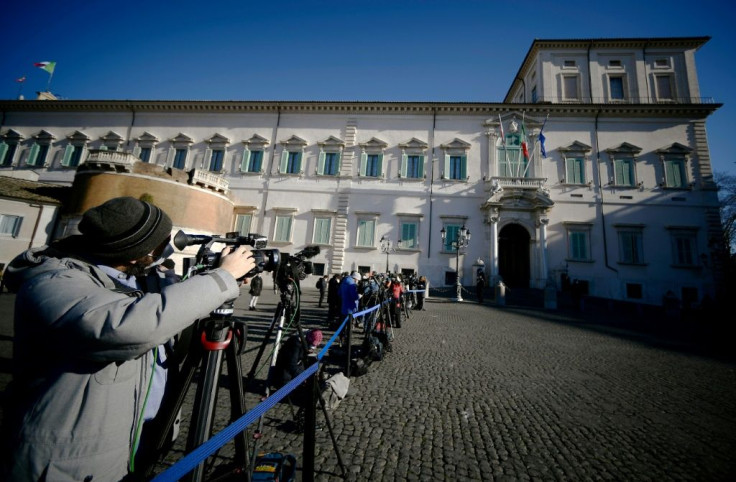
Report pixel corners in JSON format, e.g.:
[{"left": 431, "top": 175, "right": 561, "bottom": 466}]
[{"left": 219, "top": 246, "right": 256, "bottom": 281}]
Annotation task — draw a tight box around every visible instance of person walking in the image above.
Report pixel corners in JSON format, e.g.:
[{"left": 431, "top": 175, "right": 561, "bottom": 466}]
[
  {"left": 249, "top": 272, "right": 263, "bottom": 310},
  {"left": 316, "top": 275, "right": 328, "bottom": 307},
  {"left": 0, "top": 196, "right": 255, "bottom": 482},
  {"left": 476, "top": 270, "right": 486, "bottom": 304},
  {"left": 327, "top": 273, "right": 341, "bottom": 328}
]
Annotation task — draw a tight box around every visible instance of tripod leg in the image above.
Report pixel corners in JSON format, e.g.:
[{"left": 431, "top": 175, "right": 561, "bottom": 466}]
[
  {"left": 314, "top": 380, "right": 348, "bottom": 478},
  {"left": 186, "top": 348, "right": 225, "bottom": 482},
  {"left": 225, "top": 336, "right": 250, "bottom": 474}
]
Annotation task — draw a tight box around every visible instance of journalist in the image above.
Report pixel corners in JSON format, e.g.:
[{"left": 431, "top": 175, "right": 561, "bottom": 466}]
[{"left": 0, "top": 196, "right": 255, "bottom": 482}]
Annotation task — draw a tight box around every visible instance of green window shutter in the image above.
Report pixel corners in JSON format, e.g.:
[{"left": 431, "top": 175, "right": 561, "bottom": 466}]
[
  {"left": 204, "top": 148, "right": 212, "bottom": 169},
  {"left": 132, "top": 145, "right": 141, "bottom": 158},
  {"left": 400, "top": 153, "right": 408, "bottom": 177},
  {"left": 460, "top": 156, "right": 467, "bottom": 180},
  {"left": 359, "top": 152, "right": 367, "bottom": 176},
  {"left": 0, "top": 142, "right": 7, "bottom": 164},
  {"left": 418, "top": 155, "right": 425, "bottom": 178},
  {"left": 317, "top": 152, "right": 325, "bottom": 175},
  {"left": 443, "top": 154, "right": 450, "bottom": 179},
  {"left": 614, "top": 159, "right": 623, "bottom": 184},
  {"left": 241, "top": 147, "right": 250, "bottom": 172},
  {"left": 280, "top": 150, "right": 288, "bottom": 173},
  {"left": 296, "top": 152, "right": 303, "bottom": 173},
  {"left": 335, "top": 152, "right": 342, "bottom": 175},
  {"left": 165, "top": 147, "right": 174, "bottom": 167},
  {"left": 378, "top": 154, "right": 384, "bottom": 178},
  {"left": 98, "top": 145, "right": 108, "bottom": 151},
  {"left": 27, "top": 144, "right": 40, "bottom": 166},
  {"left": 61, "top": 145, "right": 74, "bottom": 166}
]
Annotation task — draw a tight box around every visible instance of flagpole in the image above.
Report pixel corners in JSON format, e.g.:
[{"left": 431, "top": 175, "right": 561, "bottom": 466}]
[
  {"left": 17, "top": 77, "right": 26, "bottom": 99},
  {"left": 46, "top": 69, "right": 54, "bottom": 92}
]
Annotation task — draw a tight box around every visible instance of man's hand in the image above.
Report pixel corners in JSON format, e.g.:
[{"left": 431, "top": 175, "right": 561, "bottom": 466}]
[{"left": 219, "top": 246, "right": 257, "bottom": 280}]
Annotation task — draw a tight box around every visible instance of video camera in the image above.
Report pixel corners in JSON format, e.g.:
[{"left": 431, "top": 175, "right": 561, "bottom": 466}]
[
  {"left": 173, "top": 230, "right": 280, "bottom": 279},
  {"left": 273, "top": 245, "right": 320, "bottom": 291}
]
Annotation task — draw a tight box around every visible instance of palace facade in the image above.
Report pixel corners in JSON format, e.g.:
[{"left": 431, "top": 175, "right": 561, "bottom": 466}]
[{"left": 0, "top": 37, "right": 724, "bottom": 307}]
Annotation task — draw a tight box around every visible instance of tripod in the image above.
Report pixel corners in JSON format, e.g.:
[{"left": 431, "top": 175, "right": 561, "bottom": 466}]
[
  {"left": 138, "top": 299, "right": 251, "bottom": 482},
  {"left": 245, "top": 276, "right": 347, "bottom": 479}
]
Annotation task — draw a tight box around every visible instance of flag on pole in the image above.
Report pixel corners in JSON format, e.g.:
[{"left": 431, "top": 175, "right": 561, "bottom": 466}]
[
  {"left": 520, "top": 121, "right": 529, "bottom": 161},
  {"left": 16, "top": 76, "right": 26, "bottom": 83},
  {"left": 34, "top": 61, "right": 56, "bottom": 74},
  {"left": 539, "top": 116, "right": 548, "bottom": 158}
]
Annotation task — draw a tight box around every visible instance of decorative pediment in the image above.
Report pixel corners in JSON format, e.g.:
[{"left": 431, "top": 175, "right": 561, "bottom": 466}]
[
  {"left": 100, "top": 131, "right": 124, "bottom": 146},
  {"left": 206, "top": 133, "right": 231, "bottom": 146},
  {"left": 359, "top": 137, "right": 388, "bottom": 150},
  {"left": 440, "top": 138, "right": 472, "bottom": 152},
  {"left": 243, "top": 134, "right": 270, "bottom": 148},
  {"left": 280, "top": 135, "right": 307, "bottom": 147},
  {"left": 170, "top": 133, "right": 194, "bottom": 145},
  {"left": 558, "top": 140, "right": 592, "bottom": 153},
  {"left": 33, "top": 130, "right": 56, "bottom": 142},
  {"left": 1, "top": 129, "right": 24, "bottom": 141},
  {"left": 318, "top": 135, "right": 345, "bottom": 148},
  {"left": 135, "top": 132, "right": 159, "bottom": 143},
  {"left": 67, "top": 130, "right": 90, "bottom": 142},
  {"left": 656, "top": 142, "right": 692, "bottom": 155},
  {"left": 605, "top": 142, "right": 642, "bottom": 155},
  {"left": 399, "top": 137, "right": 428, "bottom": 150}
]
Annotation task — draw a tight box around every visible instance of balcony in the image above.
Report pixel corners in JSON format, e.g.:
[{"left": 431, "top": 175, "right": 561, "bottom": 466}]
[
  {"left": 191, "top": 168, "right": 229, "bottom": 194},
  {"left": 82, "top": 149, "right": 136, "bottom": 172},
  {"left": 488, "top": 177, "right": 547, "bottom": 191}
]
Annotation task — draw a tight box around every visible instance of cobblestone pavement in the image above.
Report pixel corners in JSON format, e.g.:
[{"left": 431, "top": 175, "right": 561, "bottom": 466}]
[{"left": 2, "top": 286, "right": 736, "bottom": 481}]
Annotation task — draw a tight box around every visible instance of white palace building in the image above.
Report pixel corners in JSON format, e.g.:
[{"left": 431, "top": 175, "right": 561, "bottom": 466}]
[{"left": 0, "top": 36, "right": 725, "bottom": 308}]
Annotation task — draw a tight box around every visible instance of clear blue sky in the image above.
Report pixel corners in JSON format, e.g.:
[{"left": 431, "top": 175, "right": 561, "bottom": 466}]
[{"left": 2, "top": 0, "right": 734, "bottom": 177}]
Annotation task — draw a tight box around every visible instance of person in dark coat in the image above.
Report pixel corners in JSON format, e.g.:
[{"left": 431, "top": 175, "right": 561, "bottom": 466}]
[
  {"left": 249, "top": 273, "right": 263, "bottom": 310},
  {"left": 316, "top": 275, "right": 328, "bottom": 307},
  {"left": 326, "top": 273, "right": 341, "bottom": 327},
  {"left": 476, "top": 271, "right": 486, "bottom": 303},
  {"left": 415, "top": 276, "right": 426, "bottom": 310}
]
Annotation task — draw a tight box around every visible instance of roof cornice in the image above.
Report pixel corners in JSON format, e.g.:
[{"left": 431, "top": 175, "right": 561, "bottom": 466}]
[{"left": 0, "top": 99, "right": 720, "bottom": 118}]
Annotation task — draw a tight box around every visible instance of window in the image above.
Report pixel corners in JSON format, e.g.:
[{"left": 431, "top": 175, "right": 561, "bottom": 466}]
[
  {"left": 209, "top": 149, "right": 224, "bottom": 172},
  {"left": 443, "top": 224, "right": 461, "bottom": 252},
  {"left": 565, "top": 157, "right": 585, "bottom": 184},
  {"left": 0, "top": 142, "right": 18, "bottom": 166},
  {"left": 26, "top": 143, "right": 50, "bottom": 167},
  {"left": 139, "top": 147, "right": 152, "bottom": 163},
  {"left": 609, "top": 76, "right": 625, "bottom": 100},
  {"left": 0, "top": 214, "right": 22, "bottom": 237},
  {"left": 361, "top": 154, "right": 382, "bottom": 178},
  {"left": 313, "top": 217, "right": 332, "bottom": 245},
  {"left": 563, "top": 60, "right": 576, "bottom": 68},
  {"left": 617, "top": 228, "right": 644, "bottom": 265},
  {"left": 664, "top": 158, "right": 688, "bottom": 188},
  {"left": 609, "top": 60, "right": 622, "bottom": 67},
  {"left": 563, "top": 75, "right": 579, "bottom": 100},
  {"left": 669, "top": 229, "right": 697, "bottom": 267},
  {"left": 655, "top": 74, "right": 674, "bottom": 101},
  {"left": 61, "top": 145, "right": 85, "bottom": 167},
  {"left": 274, "top": 215, "right": 293, "bottom": 243},
  {"left": 401, "top": 155, "right": 424, "bottom": 179},
  {"left": 234, "top": 214, "right": 253, "bottom": 236},
  {"left": 356, "top": 219, "right": 376, "bottom": 247},
  {"left": 241, "top": 150, "right": 264, "bottom": 173},
  {"left": 280, "top": 151, "right": 302, "bottom": 174},
  {"left": 173, "top": 149, "right": 187, "bottom": 169},
  {"left": 654, "top": 59, "right": 669, "bottom": 68},
  {"left": 400, "top": 221, "right": 419, "bottom": 249},
  {"left": 312, "top": 263, "right": 326, "bottom": 276},
  {"left": 498, "top": 133, "right": 528, "bottom": 178},
  {"left": 318, "top": 152, "right": 340, "bottom": 176},
  {"left": 613, "top": 157, "right": 636, "bottom": 186},
  {"left": 446, "top": 155, "right": 467, "bottom": 180},
  {"left": 566, "top": 228, "right": 591, "bottom": 261}
]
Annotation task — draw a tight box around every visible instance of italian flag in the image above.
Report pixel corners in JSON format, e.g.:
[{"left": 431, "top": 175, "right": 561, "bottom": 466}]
[
  {"left": 34, "top": 61, "right": 56, "bottom": 74},
  {"left": 520, "top": 122, "right": 529, "bottom": 160}
]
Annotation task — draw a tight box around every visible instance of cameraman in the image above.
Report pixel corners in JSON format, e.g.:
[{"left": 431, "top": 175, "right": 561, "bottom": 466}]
[{"left": 0, "top": 197, "right": 255, "bottom": 482}]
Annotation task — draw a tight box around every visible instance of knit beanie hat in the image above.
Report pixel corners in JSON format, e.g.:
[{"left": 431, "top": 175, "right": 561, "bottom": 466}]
[
  {"left": 306, "top": 329, "right": 323, "bottom": 348},
  {"left": 78, "top": 197, "right": 173, "bottom": 262}
]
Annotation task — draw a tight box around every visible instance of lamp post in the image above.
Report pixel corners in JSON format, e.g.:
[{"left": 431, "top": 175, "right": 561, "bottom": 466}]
[
  {"left": 379, "top": 235, "right": 400, "bottom": 273},
  {"left": 441, "top": 225, "right": 471, "bottom": 301}
]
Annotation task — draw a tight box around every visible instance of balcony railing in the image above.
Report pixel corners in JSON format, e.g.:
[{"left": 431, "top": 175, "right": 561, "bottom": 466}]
[
  {"left": 489, "top": 177, "right": 547, "bottom": 190},
  {"left": 83, "top": 149, "right": 136, "bottom": 172},
  {"left": 191, "top": 168, "right": 229, "bottom": 194}
]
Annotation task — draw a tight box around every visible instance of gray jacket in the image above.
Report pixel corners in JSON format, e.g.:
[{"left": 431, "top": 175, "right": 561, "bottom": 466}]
[{"left": 1, "top": 244, "right": 241, "bottom": 481}]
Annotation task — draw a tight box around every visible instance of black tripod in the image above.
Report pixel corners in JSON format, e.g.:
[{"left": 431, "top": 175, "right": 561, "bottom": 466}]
[
  {"left": 138, "top": 299, "right": 251, "bottom": 482},
  {"left": 245, "top": 276, "right": 347, "bottom": 480}
]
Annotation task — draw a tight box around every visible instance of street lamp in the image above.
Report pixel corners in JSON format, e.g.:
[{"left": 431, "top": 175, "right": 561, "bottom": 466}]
[
  {"left": 379, "top": 235, "right": 400, "bottom": 273},
  {"left": 441, "top": 225, "right": 471, "bottom": 301}
]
